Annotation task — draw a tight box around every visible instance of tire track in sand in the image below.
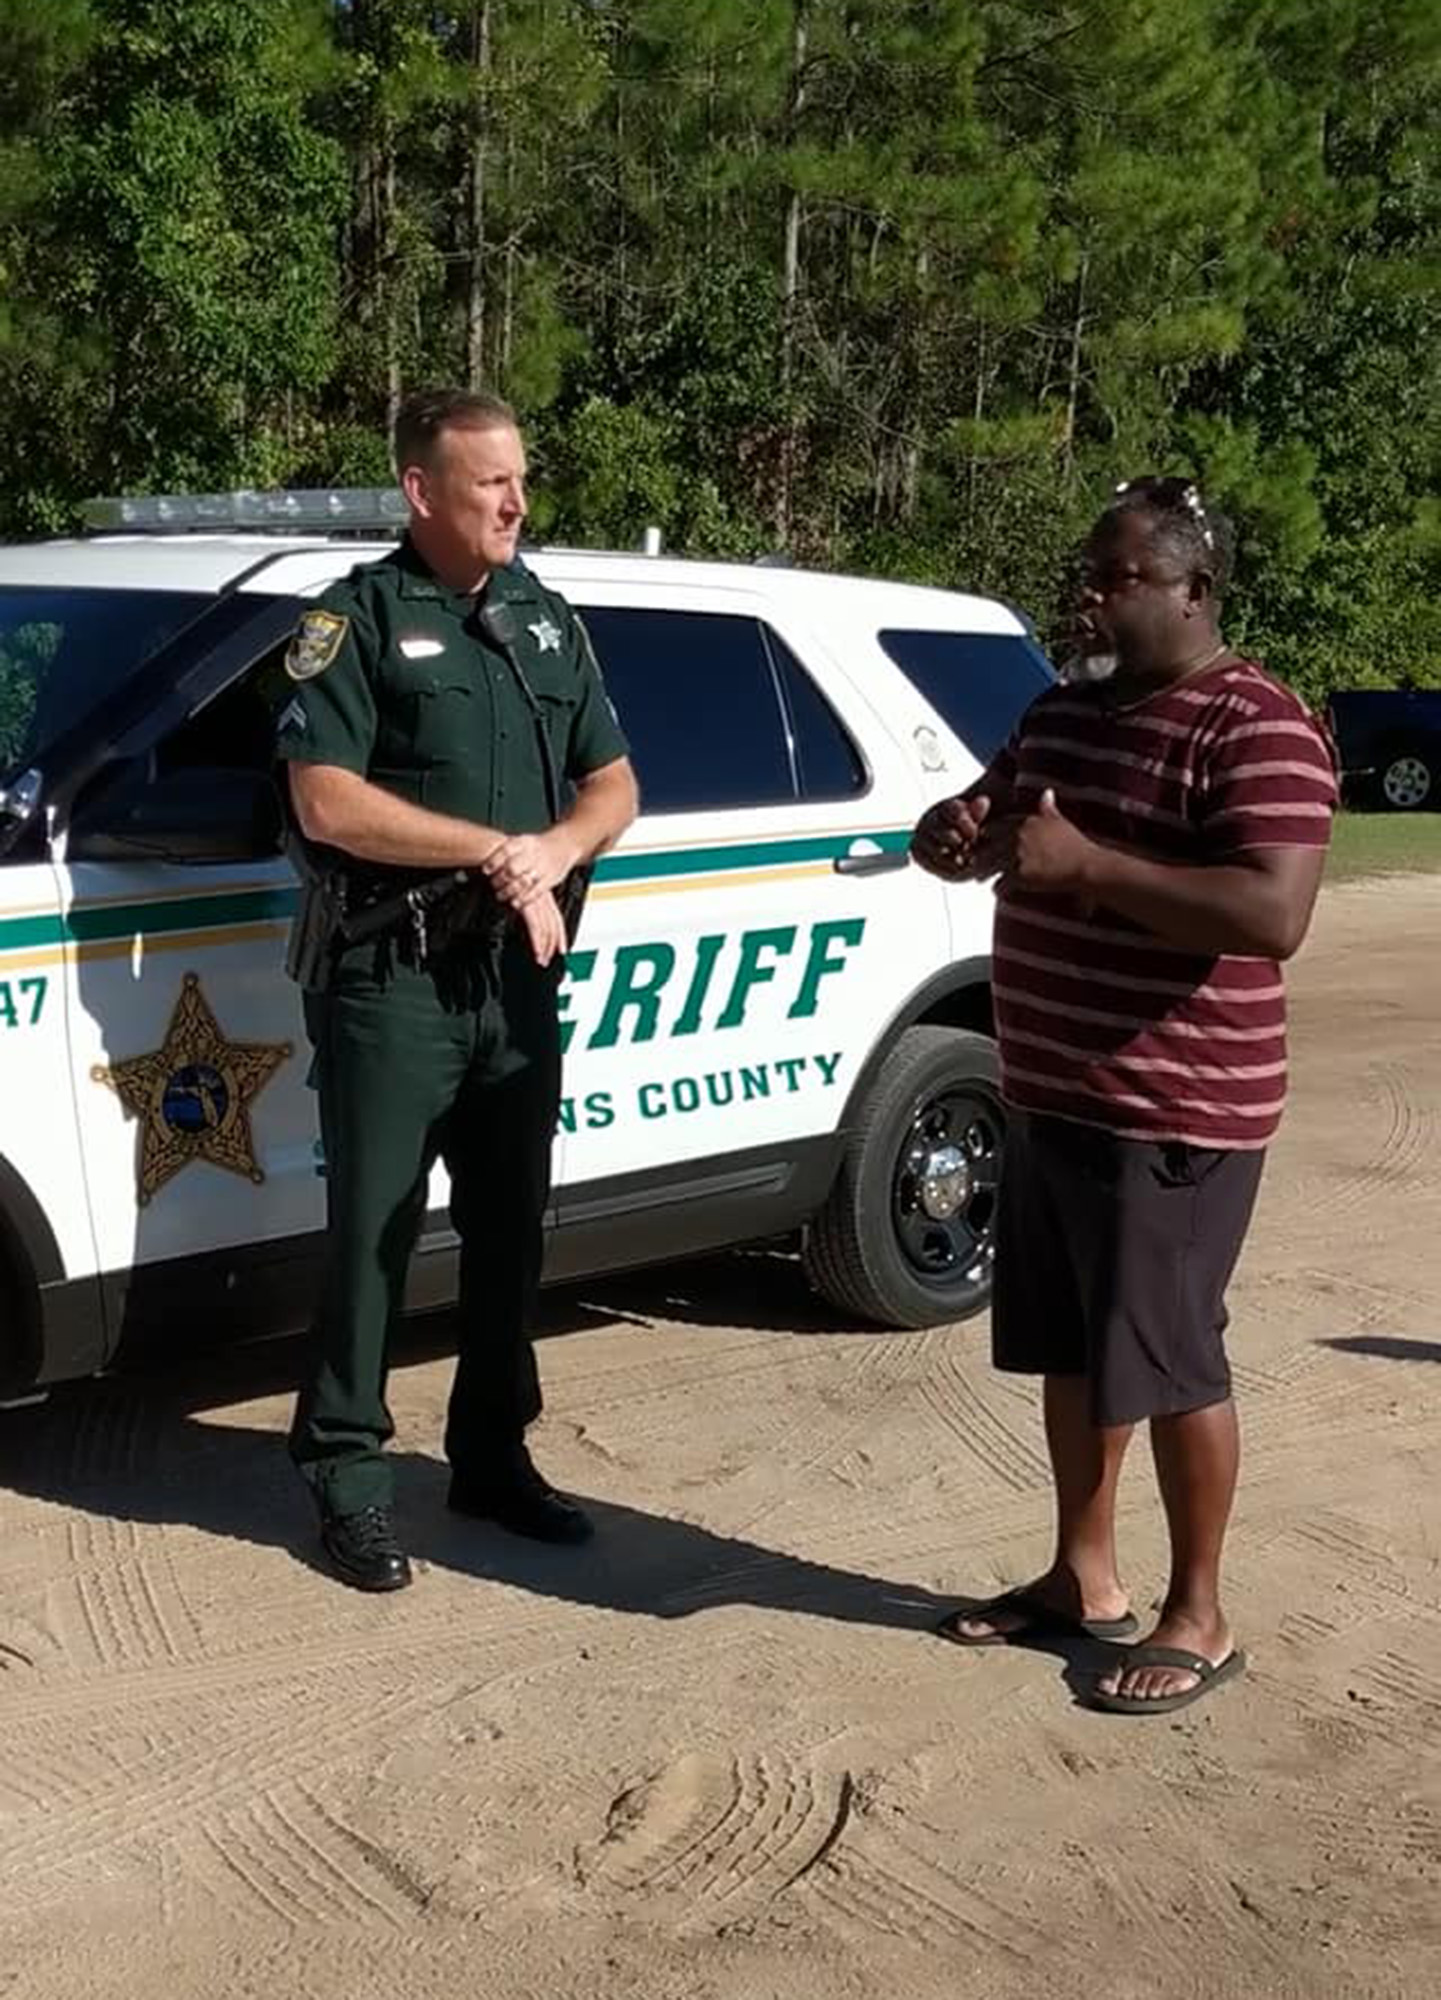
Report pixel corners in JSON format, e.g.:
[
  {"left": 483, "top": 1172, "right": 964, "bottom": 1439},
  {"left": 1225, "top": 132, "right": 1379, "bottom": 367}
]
[
  {"left": 0, "top": 1640, "right": 526, "bottom": 1907},
  {"left": 0, "top": 1598, "right": 566, "bottom": 1731},
  {"left": 577, "top": 1749, "right": 852, "bottom": 1928},
  {"left": 808, "top": 1827, "right": 1056, "bottom": 1969},
  {"left": 196, "top": 1782, "right": 431, "bottom": 1932},
  {"left": 916, "top": 1347, "right": 1051, "bottom": 1495},
  {"left": 52, "top": 1548, "right": 192, "bottom": 1675},
  {"left": 721, "top": 1330, "right": 939, "bottom": 1541},
  {"left": 1295, "top": 1061, "right": 1438, "bottom": 1217}
]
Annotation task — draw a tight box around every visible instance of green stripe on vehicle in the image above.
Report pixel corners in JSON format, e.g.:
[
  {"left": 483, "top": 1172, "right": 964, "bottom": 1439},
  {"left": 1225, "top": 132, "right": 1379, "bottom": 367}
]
[
  {"left": 0, "top": 887, "right": 299, "bottom": 954},
  {"left": 70, "top": 888, "right": 300, "bottom": 940},
  {"left": 594, "top": 828, "right": 910, "bottom": 883},
  {"left": 0, "top": 829, "right": 912, "bottom": 954}
]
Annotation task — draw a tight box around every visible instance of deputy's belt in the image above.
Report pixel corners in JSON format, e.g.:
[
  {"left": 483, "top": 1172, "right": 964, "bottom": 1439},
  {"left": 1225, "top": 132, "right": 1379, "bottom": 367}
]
[
  {"left": 337, "top": 868, "right": 473, "bottom": 952},
  {"left": 340, "top": 863, "right": 587, "bottom": 962}
]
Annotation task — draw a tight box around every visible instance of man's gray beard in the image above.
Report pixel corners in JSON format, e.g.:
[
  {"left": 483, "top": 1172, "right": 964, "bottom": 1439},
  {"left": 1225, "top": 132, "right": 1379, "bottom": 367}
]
[{"left": 1061, "top": 650, "right": 1118, "bottom": 683}]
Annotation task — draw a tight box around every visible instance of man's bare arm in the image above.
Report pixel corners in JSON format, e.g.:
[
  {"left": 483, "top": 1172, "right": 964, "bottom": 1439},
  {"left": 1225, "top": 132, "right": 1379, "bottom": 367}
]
[
  {"left": 288, "top": 763, "right": 504, "bottom": 869},
  {"left": 288, "top": 762, "right": 577, "bottom": 967},
  {"left": 1007, "top": 793, "right": 1329, "bottom": 960},
  {"left": 559, "top": 756, "right": 640, "bottom": 868},
  {"left": 1080, "top": 842, "right": 1327, "bottom": 960}
]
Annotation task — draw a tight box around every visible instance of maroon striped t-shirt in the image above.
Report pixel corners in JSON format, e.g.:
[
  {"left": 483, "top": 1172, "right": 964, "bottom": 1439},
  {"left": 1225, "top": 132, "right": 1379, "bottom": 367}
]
[{"left": 989, "top": 658, "right": 1337, "bottom": 1149}]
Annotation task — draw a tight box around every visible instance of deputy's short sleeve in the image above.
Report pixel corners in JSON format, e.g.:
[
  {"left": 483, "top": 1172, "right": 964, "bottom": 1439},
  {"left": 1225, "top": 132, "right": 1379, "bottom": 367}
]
[
  {"left": 564, "top": 610, "right": 631, "bottom": 778},
  {"left": 1199, "top": 674, "right": 1338, "bottom": 855},
  {"left": 274, "top": 592, "right": 378, "bottom": 776}
]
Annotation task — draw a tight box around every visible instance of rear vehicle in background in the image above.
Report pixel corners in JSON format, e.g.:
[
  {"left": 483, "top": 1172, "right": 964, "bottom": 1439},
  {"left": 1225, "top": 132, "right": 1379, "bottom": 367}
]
[{"left": 1327, "top": 688, "right": 1441, "bottom": 811}]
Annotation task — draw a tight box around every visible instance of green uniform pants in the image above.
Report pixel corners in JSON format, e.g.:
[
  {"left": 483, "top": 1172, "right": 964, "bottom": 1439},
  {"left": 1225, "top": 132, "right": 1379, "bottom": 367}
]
[{"left": 290, "top": 936, "right": 561, "bottom": 1518}]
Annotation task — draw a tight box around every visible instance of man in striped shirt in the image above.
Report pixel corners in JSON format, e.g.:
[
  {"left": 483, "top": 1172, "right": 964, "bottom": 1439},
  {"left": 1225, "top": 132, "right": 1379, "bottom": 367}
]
[{"left": 912, "top": 477, "right": 1336, "bottom": 1715}]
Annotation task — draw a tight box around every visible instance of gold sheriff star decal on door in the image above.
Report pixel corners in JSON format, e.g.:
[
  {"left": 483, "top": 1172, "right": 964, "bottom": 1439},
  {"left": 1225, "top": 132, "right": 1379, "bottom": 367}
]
[{"left": 93, "top": 974, "right": 292, "bottom": 1206}]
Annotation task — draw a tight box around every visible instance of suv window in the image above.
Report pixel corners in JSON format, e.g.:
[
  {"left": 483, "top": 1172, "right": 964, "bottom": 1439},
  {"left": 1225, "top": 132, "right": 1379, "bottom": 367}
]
[
  {"left": 0, "top": 587, "right": 211, "bottom": 776},
  {"left": 580, "top": 607, "right": 795, "bottom": 813},
  {"left": 158, "top": 648, "right": 284, "bottom": 779},
  {"left": 878, "top": 628, "right": 1052, "bottom": 766},
  {"left": 766, "top": 630, "right": 867, "bottom": 801}
]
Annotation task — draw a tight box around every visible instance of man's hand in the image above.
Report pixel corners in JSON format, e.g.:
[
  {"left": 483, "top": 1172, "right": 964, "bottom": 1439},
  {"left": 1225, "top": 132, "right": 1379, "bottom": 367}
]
[
  {"left": 1006, "top": 789, "right": 1096, "bottom": 894},
  {"left": 911, "top": 793, "right": 997, "bottom": 881},
  {"left": 518, "top": 888, "right": 567, "bottom": 968},
  {"left": 482, "top": 828, "right": 580, "bottom": 911}
]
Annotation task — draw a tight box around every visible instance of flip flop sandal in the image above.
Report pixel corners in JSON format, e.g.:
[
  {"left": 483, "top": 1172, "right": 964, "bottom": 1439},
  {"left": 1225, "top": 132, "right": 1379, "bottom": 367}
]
[
  {"left": 935, "top": 1587, "right": 1140, "bottom": 1648},
  {"left": 1086, "top": 1644, "right": 1247, "bottom": 1715}
]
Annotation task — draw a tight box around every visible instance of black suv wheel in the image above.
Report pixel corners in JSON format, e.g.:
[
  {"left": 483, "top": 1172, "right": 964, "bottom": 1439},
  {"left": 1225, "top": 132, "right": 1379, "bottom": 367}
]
[
  {"left": 803, "top": 1025, "right": 1003, "bottom": 1328},
  {"left": 0, "top": 1240, "right": 39, "bottom": 1399}
]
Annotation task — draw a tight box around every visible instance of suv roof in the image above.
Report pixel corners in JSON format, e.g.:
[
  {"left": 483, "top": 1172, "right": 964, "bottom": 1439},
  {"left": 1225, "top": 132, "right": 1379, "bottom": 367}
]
[{"left": 0, "top": 534, "right": 1029, "bottom": 637}]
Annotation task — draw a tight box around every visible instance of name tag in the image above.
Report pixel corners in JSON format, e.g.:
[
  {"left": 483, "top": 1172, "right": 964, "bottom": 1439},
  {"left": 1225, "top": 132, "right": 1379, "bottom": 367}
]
[{"left": 399, "top": 637, "right": 445, "bottom": 660}]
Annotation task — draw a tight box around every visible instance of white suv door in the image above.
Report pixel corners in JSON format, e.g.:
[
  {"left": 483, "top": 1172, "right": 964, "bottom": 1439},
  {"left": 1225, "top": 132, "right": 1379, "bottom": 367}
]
[{"left": 552, "top": 585, "right": 946, "bottom": 1193}]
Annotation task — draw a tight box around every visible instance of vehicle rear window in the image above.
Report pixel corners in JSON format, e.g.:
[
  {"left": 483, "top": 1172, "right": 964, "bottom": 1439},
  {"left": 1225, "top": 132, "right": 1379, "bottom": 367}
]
[
  {"left": 0, "top": 587, "right": 211, "bottom": 774},
  {"left": 765, "top": 629, "right": 868, "bottom": 800},
  {"left": 878, "top": 628, "right": 1053, "bottom": 765}
]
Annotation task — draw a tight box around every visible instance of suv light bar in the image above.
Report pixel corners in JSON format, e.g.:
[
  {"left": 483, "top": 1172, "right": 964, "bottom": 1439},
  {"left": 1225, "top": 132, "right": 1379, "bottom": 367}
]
[{"left": 81, "top": 488, "right": 410, "bottom": 533}]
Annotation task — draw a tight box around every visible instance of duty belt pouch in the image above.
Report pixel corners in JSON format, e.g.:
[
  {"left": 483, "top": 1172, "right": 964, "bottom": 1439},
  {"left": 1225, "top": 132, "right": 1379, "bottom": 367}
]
[
  {"left": 423, "top": 876, "right": 508, "bottom": 961},
  {"left": 285, "top": 869, "right": 346, "bottom": 991}
]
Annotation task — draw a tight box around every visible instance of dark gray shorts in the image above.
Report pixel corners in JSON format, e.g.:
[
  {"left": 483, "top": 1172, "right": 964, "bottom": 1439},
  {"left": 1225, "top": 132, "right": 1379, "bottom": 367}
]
[{"left": 991, "top": 1110, "right": 1265, "bottom": 1426}]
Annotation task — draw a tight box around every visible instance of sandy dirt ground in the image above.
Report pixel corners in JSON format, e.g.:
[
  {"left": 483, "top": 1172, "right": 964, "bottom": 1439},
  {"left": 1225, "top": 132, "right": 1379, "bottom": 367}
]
[{"left": 1, "top": 876, "right": 1438, "bottom": 2000}]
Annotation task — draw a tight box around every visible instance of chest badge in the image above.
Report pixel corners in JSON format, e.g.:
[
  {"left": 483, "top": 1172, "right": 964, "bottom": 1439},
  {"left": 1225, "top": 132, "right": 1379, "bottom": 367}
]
[
  {"left": 529, "top": 618, "right": 562, "bottom": 654},
  {"left": 92, "top": 974, "right": 291, "bottom": 1206}
]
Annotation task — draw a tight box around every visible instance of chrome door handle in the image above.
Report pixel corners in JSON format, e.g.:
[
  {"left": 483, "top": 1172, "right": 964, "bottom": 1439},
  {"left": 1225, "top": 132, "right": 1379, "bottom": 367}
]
[{"left": 833, "top": 849, "right": 910, "bottom": 877}]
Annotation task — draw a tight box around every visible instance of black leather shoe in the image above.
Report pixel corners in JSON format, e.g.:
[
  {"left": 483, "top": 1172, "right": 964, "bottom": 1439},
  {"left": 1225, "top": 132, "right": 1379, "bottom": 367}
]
[
  {"left": 448, "top": 1458, "right": 593, "bottom": 1545},
  {"left": 320, "top": 1505, "right": 413, "bottom": 1591}
]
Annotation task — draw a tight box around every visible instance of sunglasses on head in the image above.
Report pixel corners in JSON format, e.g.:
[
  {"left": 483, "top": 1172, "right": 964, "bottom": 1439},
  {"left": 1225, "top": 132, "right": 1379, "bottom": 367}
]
[{"left": 1114, "top": 476, "right": 1216, "bottom": 552}]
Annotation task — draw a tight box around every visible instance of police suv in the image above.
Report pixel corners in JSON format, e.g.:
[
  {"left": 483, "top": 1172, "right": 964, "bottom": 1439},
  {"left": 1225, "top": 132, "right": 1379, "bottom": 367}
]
[{"left": 0, "top": 491, "right": 1052, "bottom": 1397}]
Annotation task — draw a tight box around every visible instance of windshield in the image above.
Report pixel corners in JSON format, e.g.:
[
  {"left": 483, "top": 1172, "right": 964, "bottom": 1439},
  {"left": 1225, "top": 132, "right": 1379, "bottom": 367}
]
[
  {"left": 0, "top": 586, "right": 213, "bottom": 778},
  {"left": 878, "top": 628, "right": 1053, "bottom": 765}
]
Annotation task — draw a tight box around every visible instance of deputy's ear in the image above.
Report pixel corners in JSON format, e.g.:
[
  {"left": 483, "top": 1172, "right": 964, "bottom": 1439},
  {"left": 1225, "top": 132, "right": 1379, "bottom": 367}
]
[
  {"left": 400, "top": 461, "right": 431, "bottom": 518},
  {"left": 1188, "top": 566, "right": 1216, "bottom": 607}
]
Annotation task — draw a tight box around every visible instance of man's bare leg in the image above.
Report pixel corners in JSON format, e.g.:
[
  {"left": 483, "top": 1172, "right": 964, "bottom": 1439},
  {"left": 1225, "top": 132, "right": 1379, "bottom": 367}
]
[
  {"left": 951, "top": 1375, "right": 1134, "bottom": 1638},
  {"left": 1097, "top": 1397, "right": 1239, "bottom": 1699}
]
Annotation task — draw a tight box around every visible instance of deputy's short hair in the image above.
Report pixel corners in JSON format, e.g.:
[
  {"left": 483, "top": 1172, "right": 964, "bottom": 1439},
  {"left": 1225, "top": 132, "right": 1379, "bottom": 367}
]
[{"left": 393, "top": 388, "right": 518, "bottom": 472}]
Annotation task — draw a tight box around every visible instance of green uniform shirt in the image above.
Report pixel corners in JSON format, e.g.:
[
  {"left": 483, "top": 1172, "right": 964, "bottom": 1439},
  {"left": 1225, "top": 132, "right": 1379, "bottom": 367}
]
[{"left": 275, "top": 539, "right": 628, "bottom": 831}]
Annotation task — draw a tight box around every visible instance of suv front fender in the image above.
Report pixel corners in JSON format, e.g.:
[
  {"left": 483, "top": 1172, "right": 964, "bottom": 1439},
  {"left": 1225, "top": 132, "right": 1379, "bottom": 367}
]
[
  {"left": 0, "top": 1154, "right": 105, "bottom": 1394},
  {"left": 835, "top": 955, "right": 994, "bottom": 1139}
]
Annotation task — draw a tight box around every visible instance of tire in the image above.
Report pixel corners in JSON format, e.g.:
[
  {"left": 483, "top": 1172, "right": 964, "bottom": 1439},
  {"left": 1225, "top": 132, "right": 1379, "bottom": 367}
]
[
  {"left": 0, "top": 1238, "right": 39, "bottom": 1399},
  {"left": 803, "top": 1025, "right": 1004, "bottom": 1329},
  {"left": 1376, "top": 743, "right": 1435, "bottom": 812}
]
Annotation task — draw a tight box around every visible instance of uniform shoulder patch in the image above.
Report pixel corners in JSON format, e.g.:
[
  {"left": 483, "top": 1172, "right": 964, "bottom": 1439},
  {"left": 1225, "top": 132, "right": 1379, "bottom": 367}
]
[{"left": 286, "top": 609, "right": 350, "bottom": 683}]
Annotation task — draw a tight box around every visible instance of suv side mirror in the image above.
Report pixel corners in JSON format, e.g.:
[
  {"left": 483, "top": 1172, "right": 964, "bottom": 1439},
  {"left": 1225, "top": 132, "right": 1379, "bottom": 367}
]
[{"left": 67, "top": 765, "right": 284, "bottom": 864}]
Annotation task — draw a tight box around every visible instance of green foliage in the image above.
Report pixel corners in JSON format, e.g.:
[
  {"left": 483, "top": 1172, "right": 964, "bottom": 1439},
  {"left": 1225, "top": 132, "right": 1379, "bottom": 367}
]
[
  {"left": 0, "top": 619, "right": 60, "bottom": 767},
  {"left": 0, "top": 0, "right": 1435, "bottom": 703},
  {"left": 0, "top": 0, "right": 345, "bottom": 523}
]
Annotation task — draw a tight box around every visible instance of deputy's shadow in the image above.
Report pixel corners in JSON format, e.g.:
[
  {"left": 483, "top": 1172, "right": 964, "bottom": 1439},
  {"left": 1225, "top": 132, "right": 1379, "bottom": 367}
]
[
  {"left": 574, "top": 1246, "right": 879, "bottom": 1339},
  {"left": 0, "top": 1355, "right": 950, "bottom": 1634},
  {"left": 1319, "top": 1334, "right": 1441, "bottom": 1365}
]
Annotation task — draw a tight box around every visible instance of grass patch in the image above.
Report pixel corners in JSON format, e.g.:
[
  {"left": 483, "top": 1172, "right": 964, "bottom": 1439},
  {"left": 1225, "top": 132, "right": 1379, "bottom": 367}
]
[{"left": 1326, "top": 809, "right": 1441, "bottom": 881}]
